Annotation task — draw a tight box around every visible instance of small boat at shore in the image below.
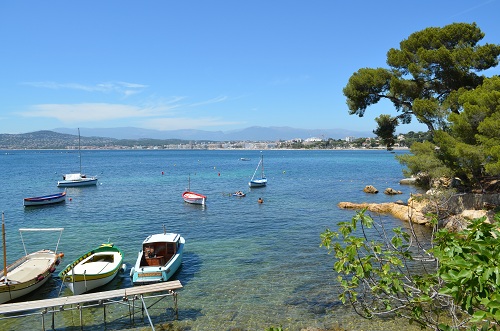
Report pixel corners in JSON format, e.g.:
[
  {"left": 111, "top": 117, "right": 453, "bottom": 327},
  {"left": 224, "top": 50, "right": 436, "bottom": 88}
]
[
  {"left": 0, "top": 216, "right": 64, "bottom": 304},
  {"left": 130, "top": 227, "right": 185, "bottom": 285},
  {"left": 23, "top": 191, "right": 66, "bottom": 207},
  {"left": 58, "top": 243, "right": 124, "bottom": 295}
]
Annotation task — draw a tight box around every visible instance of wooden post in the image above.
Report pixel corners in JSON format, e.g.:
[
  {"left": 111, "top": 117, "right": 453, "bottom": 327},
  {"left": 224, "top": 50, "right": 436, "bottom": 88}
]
[
  {"left": 79, "top": 304, "right": 83, "bottom": 330},
  {"left": 104, "top": 303, "right": 107, "bottom": 326},
  {"left": 174, "top": 291, "right": 179, "bottom": 320},
  {"left": 51, "top": 306, "right": 55, "bottom": 329}
]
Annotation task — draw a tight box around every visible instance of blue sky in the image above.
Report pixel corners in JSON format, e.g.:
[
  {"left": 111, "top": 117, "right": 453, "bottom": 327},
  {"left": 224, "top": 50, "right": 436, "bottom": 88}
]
[{"left": 1, "top": 0, "right": 499, "bottom": 135}]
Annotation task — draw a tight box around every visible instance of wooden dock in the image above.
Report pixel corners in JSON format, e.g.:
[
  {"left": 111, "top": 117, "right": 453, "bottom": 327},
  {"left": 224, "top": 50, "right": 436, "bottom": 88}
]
[{"left": 0, "top": 280, "right": 182, "bottom": 330}]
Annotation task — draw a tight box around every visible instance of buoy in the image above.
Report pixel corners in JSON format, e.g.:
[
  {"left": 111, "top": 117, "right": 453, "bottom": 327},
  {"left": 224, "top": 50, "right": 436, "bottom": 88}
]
[{"left": 59, "top": 252, "right": 65, "bottom": 258}]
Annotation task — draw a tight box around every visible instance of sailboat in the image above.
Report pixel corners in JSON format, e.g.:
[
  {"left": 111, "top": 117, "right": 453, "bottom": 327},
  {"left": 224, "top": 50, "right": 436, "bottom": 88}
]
[
  {"left": 57, "top": 128, "right": 98, "bottom": 187},
  {"left": 182, "top": 175, "right": 207, "bottom": 205},
  {"left": 0, "top": 213, "right": 64, "bottom": 304},
  {"left": 248, "top": 152, "right": 267, "bottom": 187}
]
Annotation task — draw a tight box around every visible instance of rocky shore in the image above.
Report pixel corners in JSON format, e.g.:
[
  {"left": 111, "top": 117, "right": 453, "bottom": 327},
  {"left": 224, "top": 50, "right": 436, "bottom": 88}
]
[{"left": 339, "top": 184, "right": 500, "bottom": 231}]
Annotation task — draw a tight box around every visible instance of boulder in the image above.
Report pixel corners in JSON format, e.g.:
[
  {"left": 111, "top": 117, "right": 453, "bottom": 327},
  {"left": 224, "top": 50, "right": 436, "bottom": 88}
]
[
  {"left": 338, "top": 201, "right": 428, "bottom": 224},
  {"left": 384, "top": 187, "right": 402, "bottom": 195},
  {"left": 399, "top": 177, "right": 417, "bottom": 185},
  {"left": 363, "top": 185, "right": 378, "bottom": 194}
]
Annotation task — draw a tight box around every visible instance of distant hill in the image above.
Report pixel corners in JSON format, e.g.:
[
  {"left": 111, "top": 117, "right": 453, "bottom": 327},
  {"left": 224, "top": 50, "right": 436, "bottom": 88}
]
[{"left": 52, "top": 126, "right": 374, "bottom": 141}]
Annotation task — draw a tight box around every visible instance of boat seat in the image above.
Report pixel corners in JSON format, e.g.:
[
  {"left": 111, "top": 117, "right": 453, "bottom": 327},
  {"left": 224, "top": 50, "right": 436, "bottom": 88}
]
[{"left": 146, "top": 256, "right": 165, "bottom": 266}]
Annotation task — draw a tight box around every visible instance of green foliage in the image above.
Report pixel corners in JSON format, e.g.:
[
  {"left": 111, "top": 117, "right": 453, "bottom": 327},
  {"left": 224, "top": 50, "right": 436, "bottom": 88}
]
[
  {"left": 373, "top": 114, "right": 398, "bottom": 150},
  {"left": 343, "top": 22, "right": 500, "bottom": 136},
  {"left": 434, "top": 218, "right": 500, "bottom": 326},
  {"left": 265, "top": 326, "right": 283, "bottom": 331},
  {"left": 396, "top": 140, "right": 452, "bottom": 185},
  {"left": 343, "top": 22, "right": 500, "bottom": 191},
  {"left": 398, "top": 76, "right": 500, "bottom": 189},
  {"left": 322, "top": 210, "right": 500, "bottom": 330}
]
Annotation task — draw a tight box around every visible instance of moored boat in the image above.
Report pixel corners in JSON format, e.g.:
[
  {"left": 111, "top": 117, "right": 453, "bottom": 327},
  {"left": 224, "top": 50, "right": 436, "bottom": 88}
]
[
  {"left": 23, "top": 191, "right": 66, "bottom": 207},
  {"left": 0, "top": 217, "right": 64, "bottom": 304},
  {"left": 130, "top": 227, "right": 184, "bottom": 285},
  {"left": 249, "top": 152, "right": 267, "bottom": 188},
  {"left": 57, "top": 128, "right": 98, "bottom": 188},
  {"left": 182, "top": 191, "right": 207, "bottom": 205},
  {"left": 182, "top": 175, "right": 206, "bottom": 205},
  {"left": 57, "top": 173, "right": 98, "bottom": 187},
  {"left": 58, "top": 243, "right": 124, "bottom": 295}
]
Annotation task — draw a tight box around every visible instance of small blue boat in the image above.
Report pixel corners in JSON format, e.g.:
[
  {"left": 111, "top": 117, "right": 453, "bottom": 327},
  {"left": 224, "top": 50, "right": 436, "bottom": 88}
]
[{"left": 23, "top": 191, "right": 66, "bottom": 207}]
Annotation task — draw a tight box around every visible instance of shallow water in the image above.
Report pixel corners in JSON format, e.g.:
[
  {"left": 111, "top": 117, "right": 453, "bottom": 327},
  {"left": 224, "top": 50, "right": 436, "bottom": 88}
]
[{"left": 0, "top": 149, "right": 428, "bottom": 330}]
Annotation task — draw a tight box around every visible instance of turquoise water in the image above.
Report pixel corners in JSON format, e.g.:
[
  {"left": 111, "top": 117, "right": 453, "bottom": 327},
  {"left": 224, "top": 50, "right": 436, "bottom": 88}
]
[{"left": 0, "top": 149, "right": 427, "bottom": 330}]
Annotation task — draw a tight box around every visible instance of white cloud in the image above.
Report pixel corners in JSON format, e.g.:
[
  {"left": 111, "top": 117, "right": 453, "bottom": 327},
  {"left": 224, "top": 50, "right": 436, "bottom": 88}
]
[
  {"left": 22, "top": 81, "right": 148, "bottom": 96},
  {"left": 20, "top": 103, "right": 165, "bottom": 123},
  {"left": 188, "top": 96, "right": 228, "bottom": 108}
]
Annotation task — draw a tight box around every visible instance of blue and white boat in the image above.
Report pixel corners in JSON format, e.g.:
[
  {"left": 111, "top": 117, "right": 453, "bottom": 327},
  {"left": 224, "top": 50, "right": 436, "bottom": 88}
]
[
  {"left": 23, "top": 191, "right": 66, "bottom": 207},
  {"left": 130, "top": 228, "right": 185, "bottom": 285},
  {"left": 248, "top": 152, "right": 267, "bottom": 188}
]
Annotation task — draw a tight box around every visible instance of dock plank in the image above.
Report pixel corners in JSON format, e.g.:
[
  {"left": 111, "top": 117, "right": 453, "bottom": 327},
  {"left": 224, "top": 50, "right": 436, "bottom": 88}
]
[{"left": 0, "top": 280, "right": 182, "bottom": 315}]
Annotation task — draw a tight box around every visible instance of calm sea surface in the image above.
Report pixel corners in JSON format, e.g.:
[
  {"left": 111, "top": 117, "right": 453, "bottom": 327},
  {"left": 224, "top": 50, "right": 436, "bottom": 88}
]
[{"left": 0, "top": 149, "right": 429, "bottom": 331}]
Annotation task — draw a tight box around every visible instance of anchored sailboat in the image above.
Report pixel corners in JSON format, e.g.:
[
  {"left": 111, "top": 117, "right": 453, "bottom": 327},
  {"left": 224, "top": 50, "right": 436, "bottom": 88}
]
[
  {"left": 57, "top": 128, "right": 98, "bottom": 187},
  {"left": 248, "top": 152, "right": 267, "bottom": 188}
]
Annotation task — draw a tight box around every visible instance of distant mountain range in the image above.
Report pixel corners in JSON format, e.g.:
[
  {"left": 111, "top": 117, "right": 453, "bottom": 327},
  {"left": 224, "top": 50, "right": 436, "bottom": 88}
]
[{"left": 52, "top": 126, "right": 374, "bottom": 141}]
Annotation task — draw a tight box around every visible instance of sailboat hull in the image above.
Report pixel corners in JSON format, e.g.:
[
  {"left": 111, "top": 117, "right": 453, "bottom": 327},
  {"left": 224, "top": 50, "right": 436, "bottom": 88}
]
[
  {"left": 249, "top": 153, "right": 267, "bottom": 188},
  {"left": 249, "top": 178, "right": 267, "bottom": 187},
  {"left": 57, "top": 174, "right": 98, "bottom": 187},
  {"left": 0, "top": 250, "right": 61, "bottom": 304}
]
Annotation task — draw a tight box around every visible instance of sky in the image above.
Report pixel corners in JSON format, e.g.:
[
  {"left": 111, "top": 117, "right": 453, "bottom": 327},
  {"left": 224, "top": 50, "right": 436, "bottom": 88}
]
[{"left": 1, "top": 0, "right": 499, "bottom": 135}]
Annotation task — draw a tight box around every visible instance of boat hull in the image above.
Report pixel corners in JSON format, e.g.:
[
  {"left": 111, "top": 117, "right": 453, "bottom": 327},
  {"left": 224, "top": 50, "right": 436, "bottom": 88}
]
[
  {"left": 182, "top": 191, "right": 206, "bottom": 205},
  {"left": 0, "top": 250, "right": 61, "bottom": 304},
  {"left": 24, "top": 192, "right": 66, "bottom": 206},
  {"left": 58, "top": 244, "right": 123, "bottom": 295},
  {"left": 57, "top": 177, "right": 98, "bottom": 187},
  {"left": 131, "top": 235, "right": 185, "bottom": 285},
  {"left": 249, "top": 178, "right": 267, "bottom": 187}
]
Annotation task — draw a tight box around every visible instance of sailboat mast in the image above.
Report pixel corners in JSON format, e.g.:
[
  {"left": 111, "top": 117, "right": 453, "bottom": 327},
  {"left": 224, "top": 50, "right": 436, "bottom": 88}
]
[
  {"left": 2, "top": 212, "right": 7, "bottom": 282},
  {"left": 78, "top": 128, "right": 82, "bottom": 174},
  {"left": 261, "top": 153, "right": 264, "bottom": 178}
]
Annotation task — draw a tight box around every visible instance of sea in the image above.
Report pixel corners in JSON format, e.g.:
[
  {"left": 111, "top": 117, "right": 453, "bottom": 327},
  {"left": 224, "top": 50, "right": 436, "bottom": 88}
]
[{"left": 0, "top": 149, "right": 429, "bottom": 331}]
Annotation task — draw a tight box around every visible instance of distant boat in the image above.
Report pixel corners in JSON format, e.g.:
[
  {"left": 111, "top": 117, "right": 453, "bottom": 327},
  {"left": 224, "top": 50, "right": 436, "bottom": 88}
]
[
  {"left": 57, "top": 128, "right": 98, "bottom": 187},
  {"left": 0, "top": 216, "right": 64, "bottom": 304},
  {"left": 58, "top": 243, "right": 124, "bottom": 295},
  {"left": 248, "top": 152, "right": 267, "bottom": 188},
  {"left": 232, "top": 191, "right": 246, "bottom": 197},
  {"left": 23, "top": 191, "right": 66, "bottom": 207},
  {"left": 240, "top": 158, "right": 251, "bottom": 161},
  {"left": 130, "top": 226, "right": 185, "bottom": 285},
  {"left": 182, "top": 175, "right": 207, "bottom": 205}
]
